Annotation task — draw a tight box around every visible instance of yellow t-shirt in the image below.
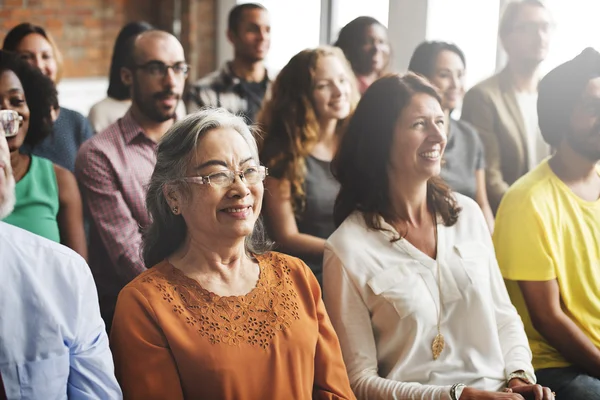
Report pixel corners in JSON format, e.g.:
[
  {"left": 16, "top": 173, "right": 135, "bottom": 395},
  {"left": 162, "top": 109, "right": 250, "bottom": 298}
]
[{"left": 494, "top": 159, "right": 600, "bottom": 371}]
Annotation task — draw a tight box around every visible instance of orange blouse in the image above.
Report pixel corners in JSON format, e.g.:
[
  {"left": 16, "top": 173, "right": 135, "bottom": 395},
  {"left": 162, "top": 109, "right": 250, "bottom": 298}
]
[{"left": 110, "top": 252, "right": 356, "bottom": 400}]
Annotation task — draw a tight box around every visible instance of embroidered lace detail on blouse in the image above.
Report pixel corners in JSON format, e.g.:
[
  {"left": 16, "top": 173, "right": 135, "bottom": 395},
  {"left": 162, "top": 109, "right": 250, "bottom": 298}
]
[{"left": 141, "top": 253, "right": 301, "bottom": 349}]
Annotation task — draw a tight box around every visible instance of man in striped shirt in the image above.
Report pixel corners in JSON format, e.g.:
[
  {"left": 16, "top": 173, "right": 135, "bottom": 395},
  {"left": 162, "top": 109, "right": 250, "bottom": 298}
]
[{"left": 76, "top": 30, "right": 188, "bottom": 332}]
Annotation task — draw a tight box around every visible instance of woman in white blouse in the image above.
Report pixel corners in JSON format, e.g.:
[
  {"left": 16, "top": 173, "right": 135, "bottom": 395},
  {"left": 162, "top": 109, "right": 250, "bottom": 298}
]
[{"left": 323, "top": 73, "right": 554, "bottom": 400}]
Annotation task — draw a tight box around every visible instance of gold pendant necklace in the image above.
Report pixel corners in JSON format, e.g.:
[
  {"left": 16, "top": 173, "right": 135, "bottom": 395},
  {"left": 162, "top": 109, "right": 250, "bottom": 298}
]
[{"left": 432, "top": 214, "right": 445, "bottom": 360}]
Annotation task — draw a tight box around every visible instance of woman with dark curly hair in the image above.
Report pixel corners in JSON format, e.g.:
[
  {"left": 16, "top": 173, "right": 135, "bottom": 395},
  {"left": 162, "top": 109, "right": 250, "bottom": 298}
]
[
  {"left": 334, "top": 16, "right": 391, "bottom": 94},
  {"left": 3, "top": 22, "right": 93, "bottom": 172},
  {"left": 257, "top": 46, "right": 359, "bottom": 285},
  {"left": 0, "top": 50, "right": 86, "bottom": 258}
]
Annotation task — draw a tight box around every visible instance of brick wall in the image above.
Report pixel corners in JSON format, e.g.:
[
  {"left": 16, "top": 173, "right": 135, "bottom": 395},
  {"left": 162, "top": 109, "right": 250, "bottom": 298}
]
[{"left": 0, "top": 0, "right": 216, "bottom": 80}]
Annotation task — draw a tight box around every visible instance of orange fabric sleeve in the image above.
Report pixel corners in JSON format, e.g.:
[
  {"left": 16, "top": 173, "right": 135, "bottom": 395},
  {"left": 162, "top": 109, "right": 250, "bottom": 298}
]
[
  {"left": 110, "top": 286, "right": 184, "bottom": 400},
  {"left": 307, "top": 265, "right": 357, "bottom": 400}
]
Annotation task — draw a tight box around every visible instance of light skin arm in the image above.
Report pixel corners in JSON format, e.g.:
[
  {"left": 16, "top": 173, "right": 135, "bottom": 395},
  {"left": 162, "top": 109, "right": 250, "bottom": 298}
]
[
  {"left": 519, "top": 279, "right": 600, "bottom": 378},
  {"left": 475, "top": 169, "right": 495, "bottom": 234},
  {"left": 263, "top": 176, "right": 325, "bottom": 259},
  {"left": 54, "top": 164, "right": 88, "bottom": 260}
]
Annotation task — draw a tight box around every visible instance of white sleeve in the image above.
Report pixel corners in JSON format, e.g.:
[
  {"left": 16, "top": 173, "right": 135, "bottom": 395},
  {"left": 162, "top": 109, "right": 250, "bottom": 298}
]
[{"left": 323, "top": 244, "right": 452, "bottom": 400}]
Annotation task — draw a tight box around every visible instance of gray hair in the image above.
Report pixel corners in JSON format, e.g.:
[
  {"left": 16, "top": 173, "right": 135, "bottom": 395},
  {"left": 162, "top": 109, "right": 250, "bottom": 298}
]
[
  {"left": 499, "top": 0, "right": 548, "bottom": 38},
  {"left": 142, "top": 107, "right": 272, "bottom": 268}
]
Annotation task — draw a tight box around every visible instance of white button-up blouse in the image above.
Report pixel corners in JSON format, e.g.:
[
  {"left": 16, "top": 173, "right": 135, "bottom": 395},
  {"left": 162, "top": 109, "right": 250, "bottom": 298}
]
[{"left": 323, "top": 194, "right": 534, "bottom": 400}]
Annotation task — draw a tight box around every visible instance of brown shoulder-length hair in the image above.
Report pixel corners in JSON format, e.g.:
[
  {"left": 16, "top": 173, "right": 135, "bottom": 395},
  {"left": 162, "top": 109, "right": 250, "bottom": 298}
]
[
  {"left": 257, "top": 45, "right": 359, "bottom": 215},
  {"left": 332, "top": 72, "right": 461, "bottom": 236}
]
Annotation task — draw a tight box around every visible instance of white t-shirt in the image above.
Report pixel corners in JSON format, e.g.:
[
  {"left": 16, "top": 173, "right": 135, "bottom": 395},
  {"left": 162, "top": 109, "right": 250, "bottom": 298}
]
[
  {"left": 515, "top": 91, "right": 550, "bottom": 170},
  {"left": 323, "top": 194, "right": 534, "bottom": 399}
]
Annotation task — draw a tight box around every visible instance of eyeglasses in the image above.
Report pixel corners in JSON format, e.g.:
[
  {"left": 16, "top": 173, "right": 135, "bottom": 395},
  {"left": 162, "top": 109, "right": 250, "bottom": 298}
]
[
  {"left": 0, "top": 110, "right": 23, "bottom": 138},
  {"left": 182, "top": 166, "right": 268, "bottom": 188},
  {"left": 133, "top": 61, "right": 190, "bottom": 78}
]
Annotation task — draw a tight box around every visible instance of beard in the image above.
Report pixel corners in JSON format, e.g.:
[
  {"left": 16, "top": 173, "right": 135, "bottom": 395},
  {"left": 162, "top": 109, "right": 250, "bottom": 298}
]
[
  {"left": 568, "top": 129, "right": 600, "bottom": 162},
  {"left": 132, "top": 78, "right": 179, "bottom": 123},
  {"left": 0, "top": 172, "right": 16, "bottom": 219}
]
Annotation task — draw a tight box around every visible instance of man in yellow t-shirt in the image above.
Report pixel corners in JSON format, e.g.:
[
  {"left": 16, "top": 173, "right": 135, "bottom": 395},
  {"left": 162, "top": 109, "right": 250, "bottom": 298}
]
[{"left": 494, "top": 48, "right": 600, "bottom": 399}]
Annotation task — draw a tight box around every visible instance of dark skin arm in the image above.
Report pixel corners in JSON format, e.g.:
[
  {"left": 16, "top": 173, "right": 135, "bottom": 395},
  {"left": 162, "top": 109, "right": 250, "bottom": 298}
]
[
  {"left": 55, "top": 164, "right": 88, "bottom": 260},
  {"left": 519, "top": 279, "right": 600, "bottom": 378}
]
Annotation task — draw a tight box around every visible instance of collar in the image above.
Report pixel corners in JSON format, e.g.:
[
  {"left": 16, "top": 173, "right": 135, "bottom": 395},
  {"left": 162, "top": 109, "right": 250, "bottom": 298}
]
[
  {"left": 120, "top": 110, "right": 150, "bottom": 145},
  {"left": 218, "top": 61, "right": 270, "bottom": 90}
]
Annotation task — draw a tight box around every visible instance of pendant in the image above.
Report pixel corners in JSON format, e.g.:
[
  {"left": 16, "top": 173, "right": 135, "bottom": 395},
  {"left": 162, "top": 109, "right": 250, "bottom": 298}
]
[{"left": 432, "top": 333, "right": 445, "bottom": 360}]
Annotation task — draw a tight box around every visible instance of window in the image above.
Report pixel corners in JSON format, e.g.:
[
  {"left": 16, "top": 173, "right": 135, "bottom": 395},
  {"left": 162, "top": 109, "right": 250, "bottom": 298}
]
[
  {"left": 542, "top": 0, "right": 600, "bottom": 74},
  {"left": 329, "top": 0, "right": 389, "bottom": 42},
  {"left": 238, "top": 0, "right": 321, "bottom": 71},
  {"left": 426, "top": 0, "right": 500, "bottom": 90}
]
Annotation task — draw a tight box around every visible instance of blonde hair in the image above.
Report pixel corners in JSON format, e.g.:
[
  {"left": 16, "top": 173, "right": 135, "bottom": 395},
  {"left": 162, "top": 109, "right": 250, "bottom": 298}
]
[{"left": 257, "top": 45, "right": 359, "bottom": 214}]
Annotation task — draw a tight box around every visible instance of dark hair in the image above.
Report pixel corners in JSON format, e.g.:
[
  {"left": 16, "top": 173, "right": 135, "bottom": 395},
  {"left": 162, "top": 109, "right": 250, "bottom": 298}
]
[
  {"left": 2, "top": 22, "right": 64, "bottom": 83},
  {"left": 228, "top": 3, "right": 267, "bottom": 34},
  {"left": 332, "top": 73, "right": 461, "bottom": 234},
  {"left": 0, "top": 50, "right": 57, "bottom": 148},
  {"left": 408, "top": 41, "right": 466, "bottom": 79},
  {"left": 107, "top": 21, "right": 153, "bottom": 100},
  {"left": 143, "top": 108, "right": 272, "bottom": 268},
  {"left": 538, "top": 47, "right": 600, "bottom": 147},
  {"left": 499, "top": 0, "right": 548, "bottom": 38},
  {"left": 334, "top": 16, "right": 388, "bottom": 75}
]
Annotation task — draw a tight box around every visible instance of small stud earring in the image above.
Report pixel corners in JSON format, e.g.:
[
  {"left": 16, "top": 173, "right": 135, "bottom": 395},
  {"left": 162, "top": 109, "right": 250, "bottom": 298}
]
[{"left": 172, "top": 206, "right": 179, "bottom": 214}]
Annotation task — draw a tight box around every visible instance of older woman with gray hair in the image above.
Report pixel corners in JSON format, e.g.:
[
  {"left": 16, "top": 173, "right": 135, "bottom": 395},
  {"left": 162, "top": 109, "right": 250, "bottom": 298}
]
[{"left": 109, "top": 108, "right": 355, "bottom": 400}]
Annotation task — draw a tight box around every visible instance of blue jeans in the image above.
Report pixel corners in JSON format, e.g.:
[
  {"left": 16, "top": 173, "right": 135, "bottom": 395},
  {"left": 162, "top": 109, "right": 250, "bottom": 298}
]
[{"left": 536, "top": 366, "right": 600, "bottom": 400}]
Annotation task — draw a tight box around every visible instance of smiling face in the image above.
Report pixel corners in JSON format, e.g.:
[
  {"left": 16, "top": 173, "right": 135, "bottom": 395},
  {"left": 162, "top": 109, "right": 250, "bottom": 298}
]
[
  {"left": 311, "top": 55, "right": 353, "bottom": 123},
  {"left": 229, "top": 7, "right": 271, "bottom": 63},
  {"left": 356, "top": 23, "right": 390, "bottom": 75},
  {"left": 429, "top": 50, "right": 465, "bottom": 112},
  {"left": 389, "top": 92, "right": 447, "bottom": 184},
  {"left": 178, "top": 127, "right": 263, "bottom": 242},
  {"left": 123, "top": 32, "right": 186, "bottom": 123},
  {"left": 15, "top": 33, "right": 58, "bottom": 82},
  {"left": 502, "top": 3, "right": 553, "bottom": 66},
  {"left": 0, "top": 70, "right": 30, "bottom": 153}
]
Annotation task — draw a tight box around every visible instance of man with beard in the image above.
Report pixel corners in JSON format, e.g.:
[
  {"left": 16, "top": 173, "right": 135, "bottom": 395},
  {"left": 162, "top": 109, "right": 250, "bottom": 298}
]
[
  {"left": 494, "top": 48, "right": 600, "bottom": 399},
  {"left": 0, "top": 112, "right": 121, "bottom": 396},
  {"left": 462, "top": 0, "right": 553, "bottom": 213},
  {"left": 187, "top": 3, "right": 271, "bottom": 123},
  {"left": 75, "top": 30, "right": 187, "bottom": 332}
]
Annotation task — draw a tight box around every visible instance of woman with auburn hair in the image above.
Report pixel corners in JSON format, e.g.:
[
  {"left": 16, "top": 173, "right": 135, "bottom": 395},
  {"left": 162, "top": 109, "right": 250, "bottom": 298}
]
[
  {"left": 3, "top": 22, "right": 93, "bottom": 172},
  {"left": 258, "top": 45, "right": 359, "bottom": 285},
  {"left": 323, "top": 73, "right": 554, "bottom": 399}
]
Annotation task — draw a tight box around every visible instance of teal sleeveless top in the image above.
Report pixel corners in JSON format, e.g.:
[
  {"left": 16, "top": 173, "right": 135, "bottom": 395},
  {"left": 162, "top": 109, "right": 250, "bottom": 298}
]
[{"left": 2, "top": 156, "right": 60, "bottom": 242}]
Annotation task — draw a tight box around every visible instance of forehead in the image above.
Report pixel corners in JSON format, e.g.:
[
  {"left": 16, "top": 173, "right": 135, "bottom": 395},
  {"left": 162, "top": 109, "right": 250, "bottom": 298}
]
[
  {"left": 400, "top": 92, "right": 443, "bottom": 118},
  {"left": 0, "top": 70, "right": 23, "bottom": 92},
  {"left": 17, "top": 33, "right": 53, "bottom": 52},
  {"left": 513, "top": 4, "right": 551, "bottom": 23},
  {"left": 435, "top": 50, "right": 465, "bottom": 69},
  {"left": 239, "top": 8, "right": 270, "bottom": 27},
  {"left": 194, "top": 127, "right": 254, "bottom": 165},
  {"left": 364, "top": 24, "right": 387, "bottom": 40},
  {"left": 314, "top": 55, "right": 346, "bottom": 76},
  {"left": 135, "top": 34, "right": 185, "bottom": 64}
]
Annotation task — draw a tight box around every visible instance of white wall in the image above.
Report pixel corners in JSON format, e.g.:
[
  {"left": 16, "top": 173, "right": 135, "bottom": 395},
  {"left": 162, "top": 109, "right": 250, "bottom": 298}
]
[{"left": 57, "top": 77, "right": 108, "bottom": 116}]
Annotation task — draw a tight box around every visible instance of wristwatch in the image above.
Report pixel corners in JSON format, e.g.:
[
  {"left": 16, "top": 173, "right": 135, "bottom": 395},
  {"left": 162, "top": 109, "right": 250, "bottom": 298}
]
[
  {"left": 450, "top": 383, "right": 466, "bottom": 400},
  {"left": 507, "top": 370, "right": 535, "bottom": 385}
]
